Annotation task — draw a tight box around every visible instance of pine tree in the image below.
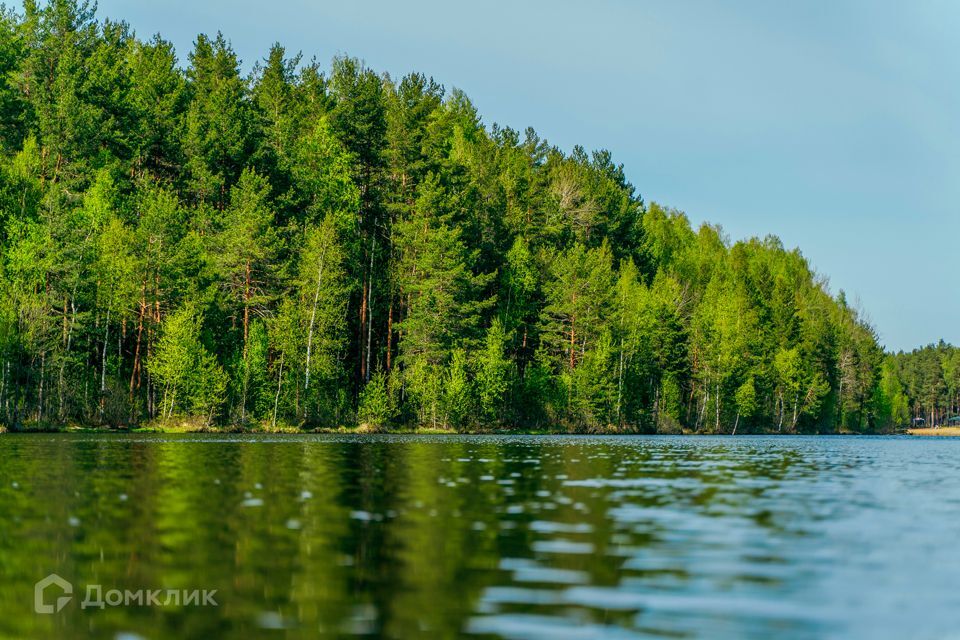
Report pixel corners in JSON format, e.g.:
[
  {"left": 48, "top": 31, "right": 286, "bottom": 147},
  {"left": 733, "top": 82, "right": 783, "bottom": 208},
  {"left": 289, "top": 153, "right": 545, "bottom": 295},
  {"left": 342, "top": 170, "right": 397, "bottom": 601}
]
[{"left": 184, "top": 33, "right": 252, "bottom": 206}]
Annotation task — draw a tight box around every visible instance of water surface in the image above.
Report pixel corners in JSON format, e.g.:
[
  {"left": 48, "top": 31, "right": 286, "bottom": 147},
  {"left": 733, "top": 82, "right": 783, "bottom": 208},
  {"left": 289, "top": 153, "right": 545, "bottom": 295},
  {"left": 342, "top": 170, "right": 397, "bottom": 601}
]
[{"left": 0, "top": 434, "right": 957, "bottom": 639}]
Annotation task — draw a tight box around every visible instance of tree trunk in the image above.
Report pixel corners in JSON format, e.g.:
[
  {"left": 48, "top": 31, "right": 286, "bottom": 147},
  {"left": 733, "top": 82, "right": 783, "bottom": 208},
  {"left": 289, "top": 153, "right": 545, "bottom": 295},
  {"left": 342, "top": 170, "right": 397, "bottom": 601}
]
[
  {"left": 272, "top": 352, "right": 284, "bottom": 429},
  {"left": 386, "top": 298, "right": 393, "bottom": 372},
  {"left": 616, "top": 338, "right": 625, "bottom": 424},
  {"left": 146, "top": 326, "right": 153, "bottom": 419},
  {"left": 653, "top": 381, "right": 660, "bottom": 428},
  {"left": 101, "top": 308, "right": 110, "bottom": 419},
  {"left": 777, "top": 392, "right": 784, "bottom": 432},
  {"left": 359, "top": 280, "right": 367, "bottom": 381},
  {"left": 38, "top": 351, "right": 45, "bottom": 420},
  {"left": 0, "top": 359, "right": 5, "bottom": 423},
  {"left": 365, "top": 235, "right": 376, "bottom": 383},
  {"left": 243, "top": 260, "right": 251, "bottom": 357},
  {"left": 58, "top": 298, "right": 77, "bottom": 420},
  {"left": 715, "top": 380, "right": 720, "bottom": 432},
  {"left": 304, "top": 243, "right": 328, "bottom": 391},
  {"left": 129, "top": 288, "right": 146, "bottom": 408},
  {"left": 168, "top": 385, "right": 176, "bottom": 418},
  {"left": 697, "top": 388, "right": 708, "bottom": 431}
]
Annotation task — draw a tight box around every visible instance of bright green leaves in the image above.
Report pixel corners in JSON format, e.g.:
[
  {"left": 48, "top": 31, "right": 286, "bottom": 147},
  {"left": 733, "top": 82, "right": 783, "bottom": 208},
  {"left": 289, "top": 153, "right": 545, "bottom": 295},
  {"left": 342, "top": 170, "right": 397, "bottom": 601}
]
[
  {"left": 541, "top": 241, "right": 614, "bottom": 370},
  {"left": 358, "top": 371, "right": 395, "bottom": 429},
  {"left": 149, "top": 304, "right": 227, "bottom": 424},
  {"left": 215, "top": 168, "right": 279, "bottom": 343},
  {"left": 291, "top": 118, "right": 359, "bottom": 228},
  {"left": 475, "top": 319, "right": 512, "bottom": 424},
  {"left": 298, "top": 215, "right": 350, "bottom": 418},
  {"left": 0, "top": 0, "right": 895, "bottom": 433}
]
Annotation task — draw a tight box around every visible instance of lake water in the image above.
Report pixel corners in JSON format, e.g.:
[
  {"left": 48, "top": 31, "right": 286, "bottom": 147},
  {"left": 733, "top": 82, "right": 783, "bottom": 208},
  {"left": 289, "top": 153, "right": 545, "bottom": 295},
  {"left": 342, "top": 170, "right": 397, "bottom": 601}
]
[{"left": 0, "top": 434, "right": 958, "bottom": 639}]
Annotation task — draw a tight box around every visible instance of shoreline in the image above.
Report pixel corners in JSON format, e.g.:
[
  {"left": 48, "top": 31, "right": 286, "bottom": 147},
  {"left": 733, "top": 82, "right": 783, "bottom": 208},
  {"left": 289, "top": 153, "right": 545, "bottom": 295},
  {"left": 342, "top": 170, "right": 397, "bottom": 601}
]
[{"left": 0, "top": 423, "right": 900, "bottom": 436}]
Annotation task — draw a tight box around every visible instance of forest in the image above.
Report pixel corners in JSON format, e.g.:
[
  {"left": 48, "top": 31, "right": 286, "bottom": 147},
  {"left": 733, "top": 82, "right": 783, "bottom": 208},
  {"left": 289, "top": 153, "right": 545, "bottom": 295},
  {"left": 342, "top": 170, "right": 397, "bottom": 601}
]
[
  {"left": 0, "top": 0, "right": 928, "bottom": 433},
  {"left": 883, "top": 343, "right": 960, "bottom": 428}
]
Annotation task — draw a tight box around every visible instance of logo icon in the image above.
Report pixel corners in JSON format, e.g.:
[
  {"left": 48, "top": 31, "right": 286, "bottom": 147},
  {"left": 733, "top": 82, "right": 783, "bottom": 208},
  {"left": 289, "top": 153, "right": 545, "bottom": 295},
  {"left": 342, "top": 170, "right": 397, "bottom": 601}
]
[{"left": 35, "top": 574, "right": 72, "bottom": 614}]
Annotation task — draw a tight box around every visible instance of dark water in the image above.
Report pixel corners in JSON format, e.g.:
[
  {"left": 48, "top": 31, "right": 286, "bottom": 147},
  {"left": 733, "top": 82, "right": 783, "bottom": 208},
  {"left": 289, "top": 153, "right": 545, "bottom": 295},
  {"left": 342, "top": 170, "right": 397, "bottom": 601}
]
[{"left": 0, "top": 434, "right": 958, "bottom": 639}]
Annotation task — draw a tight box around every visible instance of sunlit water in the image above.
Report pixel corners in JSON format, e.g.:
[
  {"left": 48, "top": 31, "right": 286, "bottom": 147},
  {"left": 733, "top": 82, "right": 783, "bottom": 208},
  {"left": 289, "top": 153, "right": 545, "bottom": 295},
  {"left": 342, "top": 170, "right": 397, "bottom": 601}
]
[{"left": 0, "top": 434, "right": 958, "bottom": 639}]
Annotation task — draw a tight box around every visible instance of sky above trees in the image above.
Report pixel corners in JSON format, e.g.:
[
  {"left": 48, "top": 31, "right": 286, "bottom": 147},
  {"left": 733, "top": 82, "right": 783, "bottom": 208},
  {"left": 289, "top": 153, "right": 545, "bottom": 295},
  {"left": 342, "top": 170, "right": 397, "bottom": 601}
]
[{"left": 97, "top": 0, "right": 960, "bottom": 352}]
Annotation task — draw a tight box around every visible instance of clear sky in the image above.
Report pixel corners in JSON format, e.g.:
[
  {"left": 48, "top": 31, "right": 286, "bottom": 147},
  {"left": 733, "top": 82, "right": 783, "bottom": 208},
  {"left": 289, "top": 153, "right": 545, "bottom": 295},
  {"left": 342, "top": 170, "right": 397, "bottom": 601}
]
[{"left": 96, "top": 0, "right": 960, "bottom": 352}]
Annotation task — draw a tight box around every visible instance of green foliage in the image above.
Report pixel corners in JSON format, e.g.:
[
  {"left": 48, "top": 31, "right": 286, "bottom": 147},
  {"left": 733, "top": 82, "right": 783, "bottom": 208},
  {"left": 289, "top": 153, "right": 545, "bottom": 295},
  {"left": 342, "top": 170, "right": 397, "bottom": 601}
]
[
  {"left": 291, "top": 117, "right": 359, "bottom": 227},
  {"left": 242, "top": 320, "right": 271, "bottom": 420},
  {"left": 358, "top": 372, "right": 394, "bottom": 429},
  {"left": 405, "top": 359, "right": 444, "bottom": 428},
  {"left": 570, "top": 330, "right": 617, "bottom": 427},
  {"left": 0, "top": 0, "right": 897, "bottom": 433},
  {"left": 183, "top": 32, "right": 251, "bottom": 205},
  {"left": 444, "top": 349, "right": 473, "bottom": 429},
  {"left": 475, "top": 319, "right": 512, "bottom": 424},
  {"left": 395, "top": 173, "right": 495, "bottom": 422},
  {"left": 735, "top": 378, "right": 758, "bottom": 420},
  {"left": 149, "top": 305, "right": 227, "bottom": 423},
  {"left": 298, "top": 215, "right": 350, "bottom": 421},
  {"left": 884, "top": 342, "right": 960, "bottom": 430}
]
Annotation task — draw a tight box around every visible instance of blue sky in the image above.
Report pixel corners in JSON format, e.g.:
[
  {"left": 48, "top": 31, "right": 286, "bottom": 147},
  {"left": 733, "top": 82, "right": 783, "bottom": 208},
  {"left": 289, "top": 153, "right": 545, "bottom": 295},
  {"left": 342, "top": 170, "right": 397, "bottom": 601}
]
[{"left": 97, "top": 0, "right": 960, "bottom": 352}]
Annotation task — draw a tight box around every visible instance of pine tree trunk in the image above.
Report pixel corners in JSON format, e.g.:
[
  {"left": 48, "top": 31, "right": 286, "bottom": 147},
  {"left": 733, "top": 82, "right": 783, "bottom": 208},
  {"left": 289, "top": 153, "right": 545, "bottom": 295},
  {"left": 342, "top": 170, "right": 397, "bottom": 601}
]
[
  {"left": 130, "top": 289, "right": 146, "bottom": 410},
  {"left": 365, "top": 235, "right": 376, "bottom": 383},
  {"left": 359, "top": 280, "right": 367, "bottom": 381},
  {"left": 386, "top": 298, "right": 393, "bottom": 372}
]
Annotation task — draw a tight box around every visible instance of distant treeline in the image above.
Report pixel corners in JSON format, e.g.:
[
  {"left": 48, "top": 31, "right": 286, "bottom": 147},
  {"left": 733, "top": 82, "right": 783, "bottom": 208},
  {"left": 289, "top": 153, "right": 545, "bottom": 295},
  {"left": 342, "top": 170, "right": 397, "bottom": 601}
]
[
  {"left": 0, "top": 1, "right": 904, "bottom": 432},
  {"left": 883, "top": 343, "right": 960, "bottom": 428}
]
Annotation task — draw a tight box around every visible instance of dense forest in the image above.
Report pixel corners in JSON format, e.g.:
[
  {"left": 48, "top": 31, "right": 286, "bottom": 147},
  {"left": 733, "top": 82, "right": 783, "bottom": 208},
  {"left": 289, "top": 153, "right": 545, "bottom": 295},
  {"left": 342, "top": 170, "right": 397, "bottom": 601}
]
[
  {"left": 883, "top": 343, "right": 960, "bottom": 428},
  {"left": 0, "top": 0, "right": 924, "bottom": 433}
]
